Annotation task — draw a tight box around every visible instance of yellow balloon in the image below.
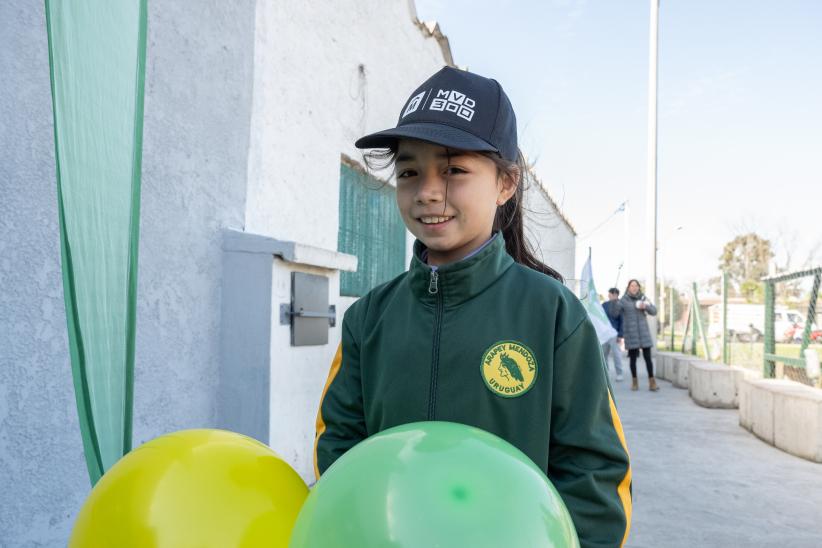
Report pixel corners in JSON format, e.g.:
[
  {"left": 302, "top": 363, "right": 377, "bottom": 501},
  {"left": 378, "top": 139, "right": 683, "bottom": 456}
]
[{"left": 70, "top": 429, "right": 308, "bottom": 548}]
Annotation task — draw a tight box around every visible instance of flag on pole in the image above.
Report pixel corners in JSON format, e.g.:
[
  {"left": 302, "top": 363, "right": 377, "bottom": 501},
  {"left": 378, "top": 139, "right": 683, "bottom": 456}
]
[{"left": 579, "top": 254, "right": 618, "bottom": 344}]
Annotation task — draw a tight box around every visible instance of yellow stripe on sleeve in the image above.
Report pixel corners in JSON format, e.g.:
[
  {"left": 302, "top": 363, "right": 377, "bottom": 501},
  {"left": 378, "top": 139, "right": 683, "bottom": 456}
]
[
  {"left": 608, "top": 391, "right": 633, "bottom": 547},
  {"left": 313, "top": 343, "right": 343, "bottom": 481}
]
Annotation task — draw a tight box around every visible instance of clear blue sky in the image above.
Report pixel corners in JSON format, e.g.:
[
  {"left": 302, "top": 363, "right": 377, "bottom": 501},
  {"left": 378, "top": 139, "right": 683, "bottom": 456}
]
[{"left": 415, "top": 0, "right": 822, "bottom": 291}]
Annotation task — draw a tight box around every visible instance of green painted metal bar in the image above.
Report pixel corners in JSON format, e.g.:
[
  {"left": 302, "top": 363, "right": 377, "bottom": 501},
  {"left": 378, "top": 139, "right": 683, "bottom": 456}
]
[
  {"left": 762, "top": 267, "right": 822, "bottom": 284},
  {"left": 722, "top": 271, "right": 729, "bottom": 364},
  {"left": 764, "top": 282, "right": 776, "bottom": 378},
  {"left": 764, "top": 354, "right": 806, "bottom": 368},
  {"left": 692, "top": 282, "right": 710, "bottom": 360},
  {"left": 692, "top": 303, "right": 697, "bottom": 355},
  {"left": 799, "top": 273, "right": 820, "bottom": 355},
  {"left": 669, "top": 285, "right": 675, "bottom": 351},
  {"left": 680, "top": 300, "right": 696, "bottom": 354}
]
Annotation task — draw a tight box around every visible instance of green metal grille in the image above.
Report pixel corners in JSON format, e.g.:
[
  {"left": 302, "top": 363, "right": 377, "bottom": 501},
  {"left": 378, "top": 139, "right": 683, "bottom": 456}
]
[
  {"left": 763, "top": 267, "right": 821, "bottom": 382},
  {"left": 338, "top": 161, "right": 406, "bottom": 297}
]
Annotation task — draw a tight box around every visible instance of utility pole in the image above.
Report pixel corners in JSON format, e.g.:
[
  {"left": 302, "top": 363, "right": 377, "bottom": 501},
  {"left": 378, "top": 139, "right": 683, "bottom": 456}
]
[{"left": 646, "top": 0, "right": 660, "bottom": 344}]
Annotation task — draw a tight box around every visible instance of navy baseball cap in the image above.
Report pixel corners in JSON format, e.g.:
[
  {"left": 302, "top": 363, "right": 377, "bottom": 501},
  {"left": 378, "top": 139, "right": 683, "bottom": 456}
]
[{"left": 355, "top": 66, "right": 519, "bottom": 162}]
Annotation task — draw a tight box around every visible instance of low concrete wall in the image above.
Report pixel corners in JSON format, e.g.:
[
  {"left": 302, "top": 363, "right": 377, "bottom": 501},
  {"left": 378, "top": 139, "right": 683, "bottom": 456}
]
[
  {"left": 739, "top": 378, "right": 822, "bottom": 463},
  {"left": 655, "top": 352, "right": 673, "bottom": 381},
  {"left": 656, "top": 351, "right": 684, "bottom": 382},
  {"left": 774, "top": 384, "right": 822, "bottom": 463},
  {"left": 671, "top": 355, "right": 692, "bottom": 389},
  {"left": 688, "top": 361, "right": 761, "bottom": 409}
]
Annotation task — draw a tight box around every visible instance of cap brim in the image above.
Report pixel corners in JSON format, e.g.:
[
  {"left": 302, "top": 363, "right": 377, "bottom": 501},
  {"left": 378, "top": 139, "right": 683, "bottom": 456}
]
[{"left": 355, "top": 122, "right": 499, "bottom": 155}]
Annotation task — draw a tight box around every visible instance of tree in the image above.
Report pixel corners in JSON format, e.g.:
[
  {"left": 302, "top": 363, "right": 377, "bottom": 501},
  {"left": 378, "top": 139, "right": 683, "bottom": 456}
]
[{"left": 718, "top": 233, "right": 773, "bottom": 303}]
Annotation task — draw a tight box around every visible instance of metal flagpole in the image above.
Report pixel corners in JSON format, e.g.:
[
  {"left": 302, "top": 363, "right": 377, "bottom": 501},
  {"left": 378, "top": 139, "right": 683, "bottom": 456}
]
[
  {"left": 646, "top": 0, "right": 660, "bottom": 345},
  {"left": 623, "top": 199, "right": 630, "bottom": 284}
]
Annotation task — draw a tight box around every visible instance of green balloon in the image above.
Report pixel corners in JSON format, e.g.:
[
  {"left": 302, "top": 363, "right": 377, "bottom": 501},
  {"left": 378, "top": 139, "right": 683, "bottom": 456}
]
[{"left": 290, "top": 421, "right": 579, "bottom": 547}]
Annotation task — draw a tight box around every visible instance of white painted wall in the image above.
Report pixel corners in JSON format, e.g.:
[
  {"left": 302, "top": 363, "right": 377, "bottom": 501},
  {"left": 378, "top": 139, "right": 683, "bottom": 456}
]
[
  {"left": 244, "top": 1, "right": 447, "bottom": 250},
  {"left": 524, "top": 182, "right": 577, "bottom": 283},
  {"left": 238, "top": 0, "right": 454, "bottom": 482},
  {"left": 1, "top": 0, "right": 577, "bottom": 542}
]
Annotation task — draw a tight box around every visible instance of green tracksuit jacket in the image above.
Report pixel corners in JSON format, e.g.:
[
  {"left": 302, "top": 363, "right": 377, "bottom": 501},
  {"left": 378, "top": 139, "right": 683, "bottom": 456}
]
[{"left": 314, "top": 234, "right": 632, "bottom": 547}]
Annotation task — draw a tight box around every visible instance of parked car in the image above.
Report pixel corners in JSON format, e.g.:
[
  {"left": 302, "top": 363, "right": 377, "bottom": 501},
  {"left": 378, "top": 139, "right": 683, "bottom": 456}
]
[
  {"left": 707, "top": 304, "right": 803, "bottom": 343},
  {"left": 787, "top": 322, "right": 820, "bottom": 343},
  {"left": 775, "top": 311, "right": 805, "bottom": 343}
]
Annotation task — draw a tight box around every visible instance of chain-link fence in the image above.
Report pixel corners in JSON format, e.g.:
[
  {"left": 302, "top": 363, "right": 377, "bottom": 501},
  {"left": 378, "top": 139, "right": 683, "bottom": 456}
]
[
  {"left": 658, "top": 269, "right": 822, "bottom": 387},
  {"left": 762, "top": 268, "right": 821, "bottom": 386}
]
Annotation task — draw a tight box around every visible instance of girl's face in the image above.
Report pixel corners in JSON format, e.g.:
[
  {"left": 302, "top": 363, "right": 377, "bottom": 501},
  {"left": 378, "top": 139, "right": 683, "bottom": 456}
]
[
  {"left": 628, "top": 281, "right": 640, "bottom": 296},
  {"left": 394, "top": 139, "right": 517, "bottom": 266}
]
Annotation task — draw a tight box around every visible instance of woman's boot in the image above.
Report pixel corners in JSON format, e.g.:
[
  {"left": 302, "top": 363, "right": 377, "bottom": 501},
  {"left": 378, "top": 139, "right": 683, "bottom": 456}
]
[
  {"left": 649, "top": 377, "right": 659, "bottom": 391},
  {"left": 631, "top": 378, "right": 639, "bottom": 391}
]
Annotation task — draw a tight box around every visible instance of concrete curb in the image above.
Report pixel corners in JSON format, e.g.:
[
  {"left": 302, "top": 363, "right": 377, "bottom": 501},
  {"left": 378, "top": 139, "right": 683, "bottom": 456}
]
[
  {"left": 739, "top": 378, "right": 822, "bottom": 463},
  {"left": 655, "top": 351, "right": 682, "bottom": 382},
  {"left": 671, "top": 355, "right": 692, "bottom": 389},
  {"left": 688, "top": 361, "right": 761, "bottom": 409}
]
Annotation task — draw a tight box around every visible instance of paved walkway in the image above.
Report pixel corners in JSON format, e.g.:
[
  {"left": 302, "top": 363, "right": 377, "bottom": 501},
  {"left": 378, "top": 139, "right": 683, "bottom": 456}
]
[{"left": 610, "top": 357, "right": 822, "bottom": 547}]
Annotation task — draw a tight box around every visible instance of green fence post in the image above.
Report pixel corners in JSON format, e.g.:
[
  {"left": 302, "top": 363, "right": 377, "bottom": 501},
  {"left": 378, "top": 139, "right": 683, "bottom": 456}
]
[
  {"left": 722, "top": 271, "right": 729, "bottom": 364},
  {"left": 764, "top": 281, "right": 775, "bottom": 378},
  {"left": 692, "top": 282, "right": 710, "bottom": 359},
  {"left": 690, "top": 294, "right": 697, "bottom": 356},
  {"left": 799, "top": 273, "right": 820, "bottom": 355},
  {"left": 670, "top": 285, "right": 675, "bottom": 351}
]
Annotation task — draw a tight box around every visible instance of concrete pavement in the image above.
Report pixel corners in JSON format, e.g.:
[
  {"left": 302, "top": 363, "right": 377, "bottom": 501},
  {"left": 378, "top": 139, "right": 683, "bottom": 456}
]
[{"left": 609, "top": 358, "right": 822, "bottom": 547}]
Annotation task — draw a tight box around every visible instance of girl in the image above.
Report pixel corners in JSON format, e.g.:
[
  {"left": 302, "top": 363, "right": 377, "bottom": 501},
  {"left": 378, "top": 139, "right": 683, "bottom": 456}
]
[
  {"left": 314, "top": 67, "right": 632, "bottom": 547},
  {"left": 619, "top": 279, "right": 659, "bottom": 391}
]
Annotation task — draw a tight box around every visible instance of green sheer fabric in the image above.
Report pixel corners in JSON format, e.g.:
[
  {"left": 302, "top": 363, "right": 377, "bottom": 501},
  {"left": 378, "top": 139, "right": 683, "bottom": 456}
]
[{"left": 45, "top": 0, "right": 147, "bottom": 485}]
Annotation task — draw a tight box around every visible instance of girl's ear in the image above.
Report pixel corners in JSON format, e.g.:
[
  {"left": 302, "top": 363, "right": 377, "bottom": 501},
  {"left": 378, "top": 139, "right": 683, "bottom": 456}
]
[{"left": 496, "top": 166, "right": 520, "bottom": 206}]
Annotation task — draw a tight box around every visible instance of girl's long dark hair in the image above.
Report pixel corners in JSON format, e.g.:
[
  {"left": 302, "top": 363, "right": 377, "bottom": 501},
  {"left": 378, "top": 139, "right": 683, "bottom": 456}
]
[{"left": 364, "top": 145, "right": 564, "bottom": 283}]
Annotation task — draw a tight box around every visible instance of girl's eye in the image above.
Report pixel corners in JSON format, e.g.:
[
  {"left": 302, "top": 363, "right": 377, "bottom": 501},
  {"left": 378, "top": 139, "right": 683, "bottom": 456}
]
[
  {"left": 397, "top": 169, "right": 417, "bottom": 179},
  {"left": 445, "top": 166, "right": 467, "bottom": 176}
]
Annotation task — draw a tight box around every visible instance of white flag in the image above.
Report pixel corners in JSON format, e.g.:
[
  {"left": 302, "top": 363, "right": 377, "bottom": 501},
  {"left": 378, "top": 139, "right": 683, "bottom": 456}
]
[{"left": 579, "top": 255, "right": 618, "bottom": 344}]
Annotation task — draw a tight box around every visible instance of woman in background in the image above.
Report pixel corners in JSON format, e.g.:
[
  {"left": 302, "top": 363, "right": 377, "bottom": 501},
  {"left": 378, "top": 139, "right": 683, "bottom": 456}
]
[{"left": 620, "top": 279, "right": 659, "bottom": 391}]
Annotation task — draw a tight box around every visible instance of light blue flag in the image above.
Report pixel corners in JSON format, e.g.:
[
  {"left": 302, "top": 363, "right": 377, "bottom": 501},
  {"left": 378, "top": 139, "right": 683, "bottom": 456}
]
[{"left": 579, "top": 255, "right": 618, "bottom": 344}]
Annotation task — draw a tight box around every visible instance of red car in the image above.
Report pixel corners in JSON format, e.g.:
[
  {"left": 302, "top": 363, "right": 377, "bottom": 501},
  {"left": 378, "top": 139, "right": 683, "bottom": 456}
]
[{"left": 786, "top": 323, "right": 822, "bottom": 343}]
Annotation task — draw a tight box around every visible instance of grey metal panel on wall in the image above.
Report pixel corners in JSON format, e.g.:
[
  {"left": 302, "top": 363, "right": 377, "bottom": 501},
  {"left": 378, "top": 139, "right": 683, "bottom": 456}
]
[
  {"left": 290, "top": 272, "right": 332, "bottom": 346},
  {"left": 217, "top": 250, "right": 272, "bottom": 443}
]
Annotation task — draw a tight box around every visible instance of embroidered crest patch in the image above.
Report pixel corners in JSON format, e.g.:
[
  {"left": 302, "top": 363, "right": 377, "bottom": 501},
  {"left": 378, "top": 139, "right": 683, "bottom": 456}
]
[{"left": 480, "top": 341, "right": 538, "bottom": 398}]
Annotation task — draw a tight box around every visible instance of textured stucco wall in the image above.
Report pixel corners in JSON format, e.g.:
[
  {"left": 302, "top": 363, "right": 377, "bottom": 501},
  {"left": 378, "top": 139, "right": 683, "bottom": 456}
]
[
  {"left": 0, "top": 1, "right": 256, "bottom": 545},
  {"left": 244, "top": 1, "right": 447, "bottom": 250},
  {"left": 241, "top": 0, "right": 452, "bottom": 482},
  {"left": 523, "top": 185, "right": 577, "bottom": 284},
  {"left": 0, "top": 4, "right": 88, "bottom": 544}
]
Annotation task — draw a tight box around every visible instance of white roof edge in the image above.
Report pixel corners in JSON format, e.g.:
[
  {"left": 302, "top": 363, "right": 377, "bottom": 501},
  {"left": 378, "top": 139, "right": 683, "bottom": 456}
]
[
  {"left": 407, "top": 1, "right": 455, "bottom": 66},
  {"left": 525, "top": 164, "right": 577, "bottom": 236}
]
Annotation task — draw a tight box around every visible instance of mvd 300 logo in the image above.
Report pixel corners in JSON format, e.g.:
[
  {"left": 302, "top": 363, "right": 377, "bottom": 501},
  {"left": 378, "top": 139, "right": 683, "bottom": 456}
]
[{"left": 429, "top": 89, "right": 476, "bottom": 121}]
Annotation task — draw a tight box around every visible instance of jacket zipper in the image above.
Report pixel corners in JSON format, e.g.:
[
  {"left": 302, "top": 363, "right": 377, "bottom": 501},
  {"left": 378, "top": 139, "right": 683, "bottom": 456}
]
[{"left": 428, "top": 268, "right": 443, "bottom": 420}]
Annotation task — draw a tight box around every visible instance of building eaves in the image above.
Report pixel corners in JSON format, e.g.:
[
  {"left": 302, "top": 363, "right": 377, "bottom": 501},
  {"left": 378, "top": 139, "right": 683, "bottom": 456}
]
[
  {"left": 407, "top": 1, "right": 455, "bottom": 67},
  {"left": 527, "top": 166, "right": 577, "bottom": 236}
]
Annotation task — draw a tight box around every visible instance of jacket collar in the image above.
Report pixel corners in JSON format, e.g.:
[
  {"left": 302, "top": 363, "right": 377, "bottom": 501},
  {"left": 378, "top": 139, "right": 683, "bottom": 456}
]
[{"left": 408, "top": 233, "right": 514, "bottom": 307}]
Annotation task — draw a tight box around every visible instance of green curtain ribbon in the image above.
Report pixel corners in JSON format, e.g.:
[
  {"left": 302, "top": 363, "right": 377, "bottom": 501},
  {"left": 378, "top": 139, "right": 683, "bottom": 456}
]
[{"left": 45, "top": 0, "right": 148, "bottom": 485}]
